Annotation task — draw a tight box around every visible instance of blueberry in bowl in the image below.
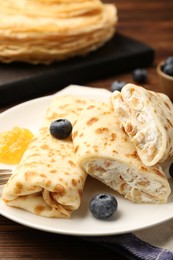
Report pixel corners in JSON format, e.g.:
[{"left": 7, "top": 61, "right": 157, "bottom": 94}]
[
  {"left": 157, "top": 56, "right": 173, "bottom": 100},
  {"left": 161, "top": 56, "right": 173, "bottom": 77}
]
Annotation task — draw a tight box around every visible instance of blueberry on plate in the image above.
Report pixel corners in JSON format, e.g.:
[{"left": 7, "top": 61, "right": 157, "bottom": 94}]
[
  {"left": 89, "top": 194, "right": 118, "bottom": 219},
  {"left": 133, "top": 68, "right": 148, "bottom": 83},
  {"left": 50, "top": 119, "right": 72, "bottom": 139},
  {"left": 169, "top": 162, "right": 173, "bottom": 178},
  {"left": 111, "top": 81, "right": 126, "bottom": 92}
]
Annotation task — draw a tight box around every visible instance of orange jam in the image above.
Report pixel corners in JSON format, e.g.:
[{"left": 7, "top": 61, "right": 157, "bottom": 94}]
[{"left": 0, "top": 127, "right": 33, "bottom": 164}]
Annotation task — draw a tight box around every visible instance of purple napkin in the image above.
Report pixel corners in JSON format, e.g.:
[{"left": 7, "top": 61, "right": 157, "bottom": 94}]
[{"left": 83, "top": 233, "right": 173, "bottom": 260}]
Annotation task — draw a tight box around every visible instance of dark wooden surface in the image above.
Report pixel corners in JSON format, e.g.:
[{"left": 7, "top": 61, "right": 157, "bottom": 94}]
[
  {"left": 0, "top": 33, "right": 154, "bottom": 106},
  {"left": 0, "top": 1, "right": 173, "bottom": 259}
]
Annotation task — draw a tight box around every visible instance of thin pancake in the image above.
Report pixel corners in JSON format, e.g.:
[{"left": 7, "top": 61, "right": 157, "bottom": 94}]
[
  {"left": 72, "top": 101, "right": 171, "bottom": 204},
  {"left": 2, "top": 95, "right": 94, "bottom": 218},
  {"left": 111, "top": 83, "right": 173, "bottom": 166}
]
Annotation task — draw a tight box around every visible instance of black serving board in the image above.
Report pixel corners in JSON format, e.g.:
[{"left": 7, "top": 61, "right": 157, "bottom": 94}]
[{"left": 0, "top": 33, "right": 154, "bottom": 106}]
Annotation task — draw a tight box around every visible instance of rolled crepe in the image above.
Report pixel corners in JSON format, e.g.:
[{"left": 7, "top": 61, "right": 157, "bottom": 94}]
[
  {"left": 72, "top": 101, "right": 171, "bottom": 203},
  {"left": 2, "top": 95, "right": 93, "bottom": 218},
  {"left": 111, "top": 83, "right": 173, "bottom": 166}
]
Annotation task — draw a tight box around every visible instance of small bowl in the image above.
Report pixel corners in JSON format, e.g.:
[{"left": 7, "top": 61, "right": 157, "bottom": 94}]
[{"left": 157, "top": 61, "right": 173, "bottom": 100}]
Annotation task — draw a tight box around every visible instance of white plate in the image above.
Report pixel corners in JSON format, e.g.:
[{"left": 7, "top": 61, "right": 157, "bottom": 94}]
[{"left": 0, "top": 85, "right": 173, "bottom": 236}]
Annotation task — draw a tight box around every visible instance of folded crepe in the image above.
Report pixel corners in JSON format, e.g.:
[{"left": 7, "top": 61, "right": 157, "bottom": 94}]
[
  {"left": 111, "top": 83, "right": 173, "bottom": 167},
  {"left": 72, "top": 101, "right": 171, "bottom": 203},
  {"left": 2, "top": 95, "right": 94, "bottom": 218},
  {"left": 0, "top": 0, "right": 117, "bottom": 64}
]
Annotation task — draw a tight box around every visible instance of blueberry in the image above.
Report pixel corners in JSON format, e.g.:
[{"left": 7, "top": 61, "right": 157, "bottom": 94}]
[
  {"left": 89, "top": 194, "right": 118, "bottom": 219},
  {"left": 133, "top": 68, "right": 148, "bottom": 83},
  {"left": 50, "top": 119, "right": 72, "bottom": 139},
  {"left": 162, "top": 63, "right": 173, "bottom": 77},
  {"left": 169, "top": 162, "right": 173, "bottom": 178},
  {"left": 165, "top": 56, "right": 173, "bottom": 66},
  {"left": 111, "top": 81, "right": 126, "bottom": 92}
]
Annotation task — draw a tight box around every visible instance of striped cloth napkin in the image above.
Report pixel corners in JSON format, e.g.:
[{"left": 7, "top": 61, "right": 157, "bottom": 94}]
[{"left": 83, "top": 218, "right": 173, "bottom": 260}]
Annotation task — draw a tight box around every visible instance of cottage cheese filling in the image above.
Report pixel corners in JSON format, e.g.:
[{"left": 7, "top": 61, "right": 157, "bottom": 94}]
[{"left": 83, "top": 159, "right": 165, "bottom": 203}]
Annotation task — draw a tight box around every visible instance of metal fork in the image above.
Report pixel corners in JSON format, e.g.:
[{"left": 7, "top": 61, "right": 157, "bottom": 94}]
[{"left": 0, "top": 169, "right": 13, "bottom": 186}]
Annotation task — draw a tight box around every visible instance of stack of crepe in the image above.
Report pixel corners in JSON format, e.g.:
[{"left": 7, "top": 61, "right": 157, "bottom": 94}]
[
  {"left": 2, "top": 85, "right": 173, "bottom": 218},
  {"left": 0, "top": 0, "right": 117, "bottom": 64}
]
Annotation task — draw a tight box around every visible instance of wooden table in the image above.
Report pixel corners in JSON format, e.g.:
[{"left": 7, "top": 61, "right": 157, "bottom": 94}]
[{"left": 0, "top": 1, "right": 173, "bottom": 259}]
